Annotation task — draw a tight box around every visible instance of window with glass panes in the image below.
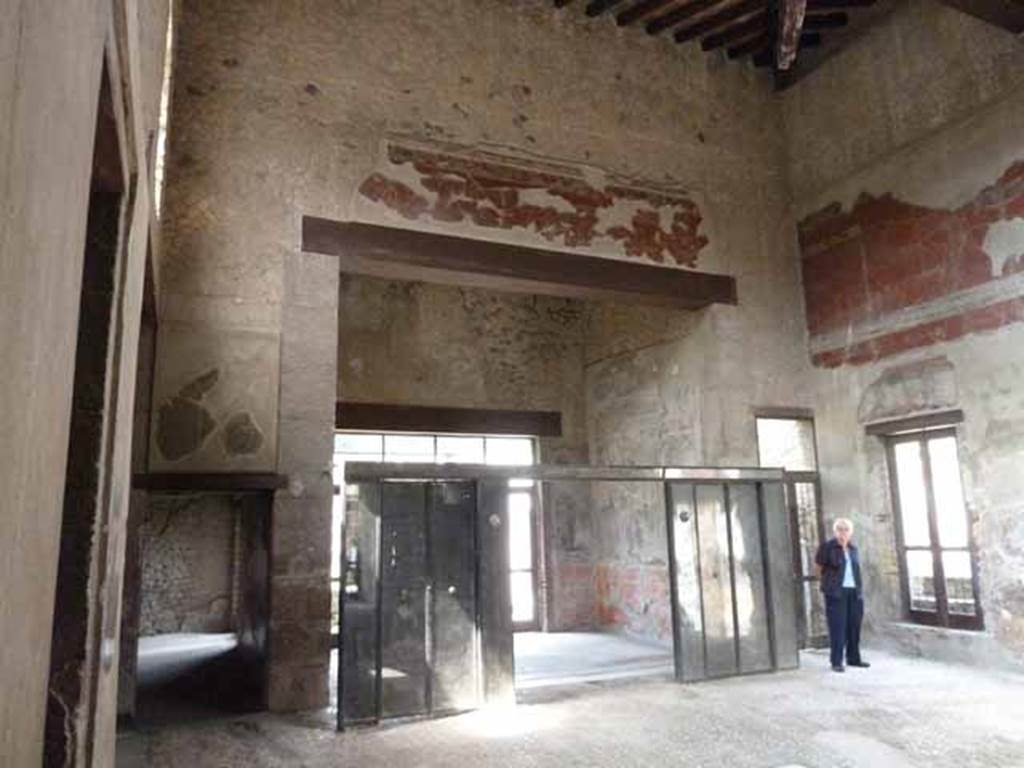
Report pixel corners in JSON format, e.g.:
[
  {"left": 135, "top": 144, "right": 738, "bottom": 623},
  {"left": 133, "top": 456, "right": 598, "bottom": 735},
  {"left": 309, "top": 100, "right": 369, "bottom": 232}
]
[
  {"left": 330, "top": 432, "right": 539, "bottom": 634},
  {"left": 885, "top": 428, "right": 982, "bottom": 630}
]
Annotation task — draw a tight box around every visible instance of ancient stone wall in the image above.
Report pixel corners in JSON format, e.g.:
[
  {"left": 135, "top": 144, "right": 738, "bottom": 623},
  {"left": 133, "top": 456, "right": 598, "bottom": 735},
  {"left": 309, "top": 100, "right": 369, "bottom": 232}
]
[
  {"left": 157, "top": 0, "right": 792, "bottom": 697},
  {"left": 139, "top": 496, "right": 237, "bottom": 636},
  {"left": 783, "top": 1, "right": 1024, "bottom": 666}
]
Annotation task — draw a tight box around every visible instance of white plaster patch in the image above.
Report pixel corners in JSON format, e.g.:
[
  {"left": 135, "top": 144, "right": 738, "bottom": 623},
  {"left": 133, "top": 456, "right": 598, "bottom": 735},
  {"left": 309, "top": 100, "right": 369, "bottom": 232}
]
[{"left": 983, "top": 217, "right": 1024, "bottom": 275}]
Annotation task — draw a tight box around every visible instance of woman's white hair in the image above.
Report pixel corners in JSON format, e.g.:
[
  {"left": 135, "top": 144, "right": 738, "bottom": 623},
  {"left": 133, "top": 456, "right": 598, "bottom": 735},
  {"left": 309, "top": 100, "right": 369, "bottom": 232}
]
[{"left": 833, "top": 517, "right": 854, "bottom": 533}]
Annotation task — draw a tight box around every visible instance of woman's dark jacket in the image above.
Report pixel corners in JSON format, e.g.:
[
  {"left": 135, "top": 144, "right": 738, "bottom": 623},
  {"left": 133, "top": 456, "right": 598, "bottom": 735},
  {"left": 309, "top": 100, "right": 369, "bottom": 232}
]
[{"left": 814, "top": 538, "right": 863, "bottom": 598}]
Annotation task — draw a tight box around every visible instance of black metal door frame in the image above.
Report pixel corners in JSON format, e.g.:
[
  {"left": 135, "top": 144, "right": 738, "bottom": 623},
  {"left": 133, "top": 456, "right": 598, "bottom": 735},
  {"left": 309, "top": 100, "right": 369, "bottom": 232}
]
[
  {"left": 783, "top": 471, "right": 826, "bottom": 648},
  {"left": 338, "top": 480, "right": 482, "bottom": 729}
]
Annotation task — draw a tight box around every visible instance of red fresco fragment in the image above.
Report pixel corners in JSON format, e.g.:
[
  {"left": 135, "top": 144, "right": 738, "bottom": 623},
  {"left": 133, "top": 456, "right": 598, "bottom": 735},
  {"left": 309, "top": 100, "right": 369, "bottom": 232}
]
[
  {"left": 798, "top": 160, "right": 1024, "bottom": 367},
  {"left": 595, "top": 563, "right": 672, "bottom": 642},
  {"left": 357, "top": 145, "right": 709, "bottom": 267}
]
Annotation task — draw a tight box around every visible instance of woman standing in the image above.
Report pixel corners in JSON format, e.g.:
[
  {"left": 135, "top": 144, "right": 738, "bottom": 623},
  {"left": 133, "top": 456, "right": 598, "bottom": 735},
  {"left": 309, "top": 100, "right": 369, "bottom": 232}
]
[{"left": 815, "top": 518, "right": 871, "bottom": 672}]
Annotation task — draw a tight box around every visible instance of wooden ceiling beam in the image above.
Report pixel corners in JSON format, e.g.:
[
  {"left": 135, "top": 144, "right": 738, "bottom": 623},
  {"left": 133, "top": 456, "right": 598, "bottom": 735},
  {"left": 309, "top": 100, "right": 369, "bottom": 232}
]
[
  {"left": 701, "top": 12, "right": 769, "bottom": 50},
  {"left": 647, "top": 0, "right": 725, "bottom": 34},
  {"left": 727, "top": 32, "right": 771, "bottom": 58},
  {"left": 674, "top": 0, "right": 765, "bottom": 43},
  {"left": 806, "top": 0, "right": 874, "bottom": 9},
  {"left": 931, "top": 0, "right": 1024, "bottom": 33},
  {"left": 802, "top": 10, "right": 849, "bottom": 28},
  {"left": 302, "top": 218, "right": 738, "bottom": 310},
  {"left": 618, "top": 0, "right": 676, "bottom": 25},
  {"left": 586, "top": 0, "right": 629, "bottom": 15}
]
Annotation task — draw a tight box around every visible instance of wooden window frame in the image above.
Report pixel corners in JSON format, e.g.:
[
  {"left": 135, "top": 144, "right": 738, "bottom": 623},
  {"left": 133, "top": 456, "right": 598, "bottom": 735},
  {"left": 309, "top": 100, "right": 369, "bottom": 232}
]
[{"left": 884, "top": 427, "right": 984, "bottom": 631}]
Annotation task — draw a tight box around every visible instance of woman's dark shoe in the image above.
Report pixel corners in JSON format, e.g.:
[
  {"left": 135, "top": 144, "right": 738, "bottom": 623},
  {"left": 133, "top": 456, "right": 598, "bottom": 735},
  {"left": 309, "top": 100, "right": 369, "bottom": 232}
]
[
  {"left": 847, "top": 661, "right": 871, "bottom": 668},
  {"left": 832, "top": 665, "right": 846, "bottom": 672}
]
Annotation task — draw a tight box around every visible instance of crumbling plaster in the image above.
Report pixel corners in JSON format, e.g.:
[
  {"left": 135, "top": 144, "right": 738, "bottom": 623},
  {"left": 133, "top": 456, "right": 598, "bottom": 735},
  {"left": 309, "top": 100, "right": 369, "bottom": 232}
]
[
  {"left": 782, "top": 1, "right": 1024, "bottom": 665},
  {"left": 155, "top": 0, "right": 799, "bottom": 683}
]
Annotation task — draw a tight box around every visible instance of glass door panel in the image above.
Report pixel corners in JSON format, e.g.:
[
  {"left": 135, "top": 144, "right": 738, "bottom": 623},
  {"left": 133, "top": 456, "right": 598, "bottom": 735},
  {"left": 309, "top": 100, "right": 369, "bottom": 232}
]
[
  {"left": 905, "top": 550, "right": 937, "bottom": 613},
  {"left": 893, "top": 441, "right": 931, "bottom": 547},
  {"left": 508, "top": 491, "right": 536, "bottom": 626},
  {"left": 667, "top": 483, "right": 705, "bottom": 682},
  {"left": 729, "top": 484, "right": 772, "bottom": 673},
  {"left": 428, "top": 483, "right": 479, "bottom": 713},
  {"left": 379, "top": 483, "right": 429, "bottom": 718},
  {"left": 927, "top": 437, "right": 969, "bottom": 548},
  {"left": 695, "top": 485, "right": 737, "bottom": 677},
  {"left": 942, "top": 551, "right": 976, "bottom": 617}
]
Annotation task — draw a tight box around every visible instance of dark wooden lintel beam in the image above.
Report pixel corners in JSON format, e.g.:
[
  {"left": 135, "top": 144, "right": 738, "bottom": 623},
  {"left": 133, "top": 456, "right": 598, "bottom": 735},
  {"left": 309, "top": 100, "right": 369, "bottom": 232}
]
[
  {"left": 337, "top": 402, "right": 563, "bottom": 437},
  {"left": 132, "top": 473, "right": 288, "bottom": 492},
  {"left": 701, "top": 12, "right": 769, "bottom": 50},
  {"left": 302, "top": 218, "right": 737, "bottom": 310},
  {"left": 618, "top": 0, "right": 676, "bottom": 25},
  {"left": 647, "top": 0, "right": 723, "bottom": 34},
  {"left": 727, "top": 32, "right": 771, "bottom": 58},
  {"left": 554, "top": 0, "right": 575, "bottom": 7},
  {"left": 806, "top": 0, "right": 874, "bottom": 9},
  {"left": 675, "top": 0, "right": 765, "bottom": 43},
  {"left": 931, "top": 0, "right": 1024, "bottom": 33}
]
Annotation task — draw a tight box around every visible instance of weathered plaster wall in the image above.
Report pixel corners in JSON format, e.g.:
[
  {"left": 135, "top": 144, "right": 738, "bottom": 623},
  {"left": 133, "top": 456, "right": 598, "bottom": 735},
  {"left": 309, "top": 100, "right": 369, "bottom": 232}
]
[
  {"left": 337, "top": 275, "right": 587, "bottom": 451},
  {"left": 158, "top": 0, "right": 786, "bottom": 687},
  {"left": 782, "top": 1, "right": 1024, "bottom": 666},
  {"left": 156, "top": 0, "right": 782, "bottom": 473},
  {"left": 337, "top": 274, "right": 589, "bottom": 630},
  {"left": 576, "top": 42, "right": 811, "bottom": 640},
  {"left": 0, "top": 0, "right": 171, "bottom": 763}
]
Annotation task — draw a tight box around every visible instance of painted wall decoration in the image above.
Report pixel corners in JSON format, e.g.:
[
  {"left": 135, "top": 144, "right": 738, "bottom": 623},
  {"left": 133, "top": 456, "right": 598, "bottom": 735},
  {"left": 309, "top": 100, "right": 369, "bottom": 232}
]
[
  {"left": 356, "top": 143, "right": 711, "bottom": 268},
  {"left": 799, "top": 160, "right": 1024, "bottom": 368}
]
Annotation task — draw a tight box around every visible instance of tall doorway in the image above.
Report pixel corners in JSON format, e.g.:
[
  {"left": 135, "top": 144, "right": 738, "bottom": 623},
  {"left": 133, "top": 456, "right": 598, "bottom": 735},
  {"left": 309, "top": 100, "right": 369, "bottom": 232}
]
[{"left": 756, "top": 412, "right": 827, "bottom": 648}]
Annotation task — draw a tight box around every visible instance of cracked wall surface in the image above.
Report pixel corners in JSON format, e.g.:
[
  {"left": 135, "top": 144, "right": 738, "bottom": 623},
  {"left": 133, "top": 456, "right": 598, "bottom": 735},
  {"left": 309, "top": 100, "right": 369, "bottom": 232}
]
[
  {"left": 157, "top": 0, "right": 791, "bottom": 692},
  {"left": 782, "top": 0, "right": 1024, "bottom": 666}
]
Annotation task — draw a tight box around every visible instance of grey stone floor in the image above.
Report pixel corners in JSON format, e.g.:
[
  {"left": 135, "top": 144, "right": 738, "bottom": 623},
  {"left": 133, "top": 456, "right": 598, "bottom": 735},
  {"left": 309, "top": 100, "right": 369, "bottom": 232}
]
[
  {"left": 514, "top": 630, "right": 674, "bottom": 687},
  {"left": 118, "top": 649, "right": 1024, "bottom": 768}
]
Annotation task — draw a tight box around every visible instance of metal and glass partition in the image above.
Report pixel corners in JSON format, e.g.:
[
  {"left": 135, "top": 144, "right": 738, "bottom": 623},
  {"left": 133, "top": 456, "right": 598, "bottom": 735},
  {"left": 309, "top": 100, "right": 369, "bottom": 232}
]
[{"left": 337, "top": 465, "right": 797, "bottom": 730}]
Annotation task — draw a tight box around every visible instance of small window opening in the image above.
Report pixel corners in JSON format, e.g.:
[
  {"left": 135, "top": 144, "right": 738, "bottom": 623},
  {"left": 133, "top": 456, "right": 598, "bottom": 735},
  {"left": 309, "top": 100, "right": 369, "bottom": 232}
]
[{"left": 153, "top": 10, "right": 174, "bottom": 217}]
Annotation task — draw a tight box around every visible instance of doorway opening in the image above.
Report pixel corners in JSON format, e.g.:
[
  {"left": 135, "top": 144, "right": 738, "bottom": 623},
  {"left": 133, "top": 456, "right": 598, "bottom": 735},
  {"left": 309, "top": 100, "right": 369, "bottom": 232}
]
[
  {"left": 756, "top": 411, "right": 827, "bottom": 648},
  {"left": 330, "top": 431, "right": 540, "bottom": 707},
  {"left": 335, "top": 464, "right": 798, "bottom": 728}
]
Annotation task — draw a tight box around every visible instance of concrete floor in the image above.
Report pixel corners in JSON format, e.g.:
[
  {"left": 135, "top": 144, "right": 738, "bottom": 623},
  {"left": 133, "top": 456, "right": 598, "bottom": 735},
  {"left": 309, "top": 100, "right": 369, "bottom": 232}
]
[
  {"left": 118, "top": 649, "right": 1024, "bottom": 768},
  {"left": 514, "top": 631, "right": 674, "bottom": 688}
]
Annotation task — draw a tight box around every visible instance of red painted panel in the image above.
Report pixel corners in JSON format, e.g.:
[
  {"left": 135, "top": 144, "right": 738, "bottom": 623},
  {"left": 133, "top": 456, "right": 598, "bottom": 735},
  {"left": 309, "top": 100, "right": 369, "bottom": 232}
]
[
  {"left": 799, "top": 160, "right": 1024, "bottom": 367},
  {"left": 358, "top": 145, "right": 710, "bottom": 267}
]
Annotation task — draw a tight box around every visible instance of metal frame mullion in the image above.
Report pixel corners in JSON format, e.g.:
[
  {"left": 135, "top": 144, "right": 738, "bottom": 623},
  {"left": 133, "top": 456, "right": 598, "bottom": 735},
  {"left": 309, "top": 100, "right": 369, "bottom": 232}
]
[
  {"left": 722, "top": 483, "right": 742, "bottom": 672},
  {"left": 886, "top": 438, "right": 918, "bottom": 621},
  {"left": 919, "top": 435, "right": 949, "bottom": 626}
]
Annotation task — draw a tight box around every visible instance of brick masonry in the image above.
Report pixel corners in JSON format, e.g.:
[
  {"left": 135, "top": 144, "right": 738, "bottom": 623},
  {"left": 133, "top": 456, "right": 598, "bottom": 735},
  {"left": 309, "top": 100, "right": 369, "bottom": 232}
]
[{"left": 799, "top": 160, "right": 1024, "bottom": 367}]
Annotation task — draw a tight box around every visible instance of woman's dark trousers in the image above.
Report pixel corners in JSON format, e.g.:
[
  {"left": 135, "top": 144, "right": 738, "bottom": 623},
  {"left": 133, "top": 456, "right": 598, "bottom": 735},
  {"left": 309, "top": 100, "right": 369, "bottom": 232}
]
[{"left": 825, "top": 587, "right": 863, "bottom": 668}]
